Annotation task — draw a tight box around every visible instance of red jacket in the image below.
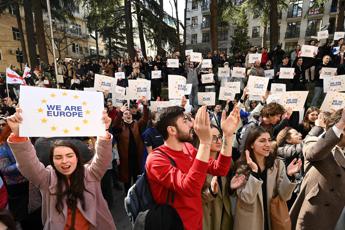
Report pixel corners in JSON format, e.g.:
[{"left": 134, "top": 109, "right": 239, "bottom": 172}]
[
  {"left": 146, "top": 143, "right": 232, "bottom": 230},
  {"left": 0, "top": 176, "right": 8, "bottom": 209}
]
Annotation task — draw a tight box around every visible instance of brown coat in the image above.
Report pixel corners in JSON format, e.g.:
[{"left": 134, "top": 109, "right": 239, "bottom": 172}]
[
  {"left": 290, "top": 126, "right": 345, "bottom": 230},
  {"left": 112, "top": 105, "right": 148, "bottom": 182},
  {"left": 234, "top": 160, "right": 296, "bottom": 230}
]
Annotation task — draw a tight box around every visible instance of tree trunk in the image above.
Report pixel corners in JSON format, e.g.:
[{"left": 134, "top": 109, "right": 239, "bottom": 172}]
[
  {"left": 32, "top": 0, "right": 49, "bottom": 65},
  {"left": 13, "top": 1, "right": 28, "bottom": 64},
  {"left": 157, "top": 0, "right": 164, "bottom": 57},
  {"left": 268, "top": 0, "right": 279, "bottom": 50},
  {"left": 95, "top": 29, "right": 99, "bottom": 59},
  {"left": 183, "top": 0, "right": 187, "bottom": 57},
  {"left": 210, "top": 0, "right": 218, "bottom": 51},
  {"left": 108, "top": 36, "right": 112, "bottom": 58},
  {"left": 135, "top": 0, "right": 146, "bottom": 58},
  {"left": 262, "top": 23, "right": 267, "bottom": 48},
  {"left": 125, "top": 0, "right": 136, "bottom": 59},
  {"left": 337, "top": 0, "right": 345, "bottom": 31},
  {"left": 173, "top": 0, "right": 181, "bottom": 52},
  {"left": 23, "top": 0, "right": 38, "bottom": 68}
]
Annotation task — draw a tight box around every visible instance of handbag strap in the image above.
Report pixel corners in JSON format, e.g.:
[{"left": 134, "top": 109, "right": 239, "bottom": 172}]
[{"left": 274, "top": 160, "right": 280, "bottom": 197}]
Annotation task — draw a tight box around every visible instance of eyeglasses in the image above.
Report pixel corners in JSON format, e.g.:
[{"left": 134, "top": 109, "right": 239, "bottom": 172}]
[{"left": 212, "top": 135, "right": 223, "bottom": 143}]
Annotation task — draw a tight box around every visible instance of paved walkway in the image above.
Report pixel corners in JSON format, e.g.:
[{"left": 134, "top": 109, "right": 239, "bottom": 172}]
[{"left": 110, "top": 188, "right": 132, "bottom": 230}]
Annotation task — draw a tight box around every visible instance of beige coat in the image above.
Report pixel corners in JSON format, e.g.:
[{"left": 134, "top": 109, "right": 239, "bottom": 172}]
[
  {"left": 290, "top": 126, "right": 345, "bottom": 230},
  {"left": 234, "top": 159, "right": 296, "bottom": 230},
  {"left": 202, "top": 175, "right": 233, "bottom": 230}
]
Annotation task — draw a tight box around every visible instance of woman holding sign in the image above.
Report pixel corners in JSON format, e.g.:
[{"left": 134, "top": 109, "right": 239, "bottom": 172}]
[{"left": 6, "top": 108, "right": 116, "bottom": 230}]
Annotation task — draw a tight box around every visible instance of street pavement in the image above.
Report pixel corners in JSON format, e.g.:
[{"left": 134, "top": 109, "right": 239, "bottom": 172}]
[{"left": 110, "top": 187, "right": 132, "bottom": 230}]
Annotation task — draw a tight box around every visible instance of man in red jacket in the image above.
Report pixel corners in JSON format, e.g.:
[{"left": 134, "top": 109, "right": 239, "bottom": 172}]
[{"left": 146, "top": 105, "right": 240, "bottom": 230}]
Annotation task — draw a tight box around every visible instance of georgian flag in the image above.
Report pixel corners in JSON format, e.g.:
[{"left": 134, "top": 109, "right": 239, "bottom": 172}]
[
  {"left": 23, "top": 66, "right": 31, "bottom": 78},
  {"left": 6, "top": 68, "right": 25, "bottom": 85}
]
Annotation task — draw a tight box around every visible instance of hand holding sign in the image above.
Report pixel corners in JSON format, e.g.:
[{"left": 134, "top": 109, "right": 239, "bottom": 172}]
[{"left": 6, "top": 107, "right": 22, "bottom": 136}]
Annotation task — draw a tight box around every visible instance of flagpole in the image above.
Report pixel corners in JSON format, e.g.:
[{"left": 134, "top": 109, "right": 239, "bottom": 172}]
[
  {"left": 6, "top": 82, "right": 9, "bottom": 99},
  {"left": 46, "top": 0, "right": 58, "bottom": 88}
]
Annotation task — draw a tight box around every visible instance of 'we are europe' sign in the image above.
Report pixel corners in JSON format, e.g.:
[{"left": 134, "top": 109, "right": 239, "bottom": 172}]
[{"left": 19, "top": 86, "right": 105, "bottom": 137}]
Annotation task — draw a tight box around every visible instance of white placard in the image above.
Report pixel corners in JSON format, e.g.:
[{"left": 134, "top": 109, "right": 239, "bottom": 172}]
[
  {"left": 202, "top": 59, "right": 212, "bottom": 68},
  {"left": 270, "top": 83, "right": 286, "bottom": 93},
  {"left": 232, "top": 67, "right": 246, "bottom": 78},
  {"left": 317, "top": 30, "right": 329, "bottom": 40},
  {"left": 57, "top": 75, "right": 64, "bottom": 83},
  {"left": 320, "top": 67, "right": 337, "bottom": 79},
  {"left": 267, "top": 93, "right": 284, "bottom": 105},
  {"left": 197, "top": 92, "right": 216, "bottom": 106},
  {"left": 321, "top": 92, "right": 345, "bottom": 111},
  {"left": 43, "top": 80, "right": 49, "bottom": 85},
  {"left": 249, "top": 95, "right": 262, "bottom": 101},
  {"left": 264, "top": 69, "right": 275, "bottom": 79},
  {"left": 334, "top": 32, "right": 345, "bottom": 41},
  {"left": 323, "top": 75, "right": 345, "bottom": 92},
  {"left": 185, "top": 84, "right": 192, "bottom": 95},
  {"left": 301, "top": 45, "right": 316, "bottom": 58},
  {"left": 19, "top": 86, "right": 105, "bottom": 137},
  {"left": 218, "top": 67, "right": 230, "bottom": 77},
  {"left": 225, "top": 81, "right": 241, "bottom": 94},
  {"left": 83, "top": 87, "right": 97, "bottom": 92},
  {"left": 167, "top": 59, "right": 179, "bottom": 68},
  {"left": 185, "top": 49, "right": 193, "bottom": 56},
  {"left": 127, "top": 79, "right": 151, "bottom": 99},
  {"left": 279, "top": 67, "right": 295, "bottom": 79},
  {"left": 112, "top": 93, "right": 126, "bottom": 107},
  {"left": 150, "top": 101, "right": 172, "bottom": 113},
  {"left": 201, "top": 73, "right": 214, "bottom": 84},
  {"left": 282, "top": 91, "right": 309, "bottom": 111},
  {"left": 190, "top": 52, "right": 202, "bottom": 63},
  {"left": 94, "top": 74, "right": 117, "bottom": 92},
  {"left": 247, "top": 76, "right": 269, "bottom": 96},
  {"left": 248, "top": 53, "right": 262, "bottom": 64},
  {"left": 219, "top": 87, "right": 235, "bottom": 101},
  {"left": 151, "top": 70, "right": 162, "bottom": 79},
  {"left": 168, "top": 75, "right": 187, "bottom": 99},
  {"left": 115, "top": 72, "right": 125, "bottom": 80},
  {"left": 114, "top": 85, "right": 126, "bottom": 96}
]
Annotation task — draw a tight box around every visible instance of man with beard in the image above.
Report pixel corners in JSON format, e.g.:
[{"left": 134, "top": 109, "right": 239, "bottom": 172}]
[{"left": 146, "top": 105, "right": 240, "bottom": 230}]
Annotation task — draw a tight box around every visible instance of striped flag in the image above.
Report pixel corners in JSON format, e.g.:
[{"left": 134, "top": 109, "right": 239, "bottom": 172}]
[
  {"left": 23, "top": 66, "right": 31, "bottom": 78},
  {"left": 6, "top": 68, "right": 25, "bottom": 85}
]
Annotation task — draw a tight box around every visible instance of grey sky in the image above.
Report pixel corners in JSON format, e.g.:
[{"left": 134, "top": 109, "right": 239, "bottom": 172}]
[{"left": 163, "top": 0, "right": 185, "bottom": 25}]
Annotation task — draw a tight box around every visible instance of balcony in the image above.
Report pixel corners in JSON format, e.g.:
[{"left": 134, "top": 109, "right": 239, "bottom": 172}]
[
  {"left": 201, "top": 22, "right": 210, "bottom": 29},
  {"left": 306, "top": 28, "right": 317, "bottom": 37},
  {"left": 287, "top": 10, "right": 302, "bottom": 18},
  {"left": 285, "top": 30, "right": 300, "bottom": 39},
  {"left": 201, "top": 4, "right": 209, "bottom": 11}
]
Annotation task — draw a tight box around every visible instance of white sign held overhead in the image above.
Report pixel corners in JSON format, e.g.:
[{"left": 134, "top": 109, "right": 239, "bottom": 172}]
[
  {"left": 334, "top": 32, "right": 345, "bottom": 41},
  {"left": 127, "top": 79, "right": 151, "bottom": 99},
  {"left": 225, "top": 81, "right": 241, "bottom": 94},
  {"left": 115, "top": 72, "right": 125, "bottom": 80},
  {"left": 151, "top": 70, "right": 162, "bottom": 79},
  {"left": 168, "top": 75, "right": 187, "bottom": 99},
  {"left": 167, "top": 59, "right": 179, "bottom": 68},
  {"left": 232, "top": 67, "right": 246, "bottom": 78},
  {"left": 190, "top": 52, "right": 202, "bottom": 63},
  {"left": 219, "top": 87, "right": 235, "bottom": 101},
  {"left": 248, "top": 53, "right": 262, "bottom": 64},
  {"left": 198, "top": 92, "right": 216, "bottom": 106},
  {"left": 201, "top": 73, "right": 214, "bottom": 84},
  {"left": 202, "top": 59, "right": 212, "bottom": 68},
  {"left": 317, "top": 30, "right": 329, "bottom": 40},
  {"left": 218, "top": 67, "right": 230, "bottom": 77},
  {"left": 279, "top": 67, "right": 295, "bottom": 79},
  {"left": 185, "top": 49, "right": 193, "bottom": 56},
  {"left": 94, "top": 74, "right": 117, "bottom": 92},
  {"left": 270, "top": 83, "right": 286, "bottom": 93},
  {"left": 301, "top": 45, "right": 317, "bottom": 58},
  {"left": 247, "top": 76, "right": 269, "bottom": 96}
]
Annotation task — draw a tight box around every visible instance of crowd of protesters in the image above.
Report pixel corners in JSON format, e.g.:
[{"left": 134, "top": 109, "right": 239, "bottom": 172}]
[{"left": 0, "top": 37, "right": 344, "bottom": 230}]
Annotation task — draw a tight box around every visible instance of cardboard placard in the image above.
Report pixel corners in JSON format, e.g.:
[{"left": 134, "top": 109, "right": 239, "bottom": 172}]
[
  {"left": 19, "top": 86, "right": 105, "bottom": 137},
  {"left": 185, "top": 49, "right": 193, "bottom": 56},
  {"left": 279, "top": 67, "right": 295, "bottom": 79},
  {"left": 202, "top": 59, "right": 212, "bottom": 68},
  {"left": 218, "top": 67, "right": 230, "bottom": 77},
  {"left": 247, "top": 76, "right": 269, "bottom": 96},
  {"left": 190, "top": 52, "right": 202, "bottom": 63},
  {"left": 232, "top": 67, "right": 246, "bottom": 78},
  {"left": 317, "top": 30, "right": 329, "bottom": 40},
  {"left": 201, "top": 73, "right": 214, "bottom": 84},
  {"left": 249, "top": 95, "right": 263, "bottom": 101},
  {"left": 185, "top": 84, "right": 192, "bottom": 95},
  {"left": 57, "top": 75, "right": 64, "bottom": 83},
  {"left": 167, "top": 59, "right": 179, "bottom": 68},
  {"left": 219, "top": 87, "right": 235, "bottom": 101},
  {"left": 115, "top": 72, "right": 125, "bottom": 80},
  {"left": 248, "top": 53, "right": 262, "bottom": 64},
  {"left": 112, "top": 93, "right": 126, "bottom": 107},
  {"left": 168, "top": 75, "right": 187, "bottom": 99},
  {"left": 94, "top": 74, "right": 117, "bottom": 92},
  {"left": 320, "top": 67, "right": 337, "bottom": 79},
  {"left": 127, "top": 79, "right": 151, "bottom": 99},
  {"left": 264, "top": 69, "right": 275, "bottom": 79},
  {"left": 224, "top": 81, "right": 241, "bottom": 94},
  {"left": 267, "top": 93, "right": 284, "bottom": 105},
  {"left": 150, "top": 101, "right": 172, "bottom": 113},
  {"left": 321, "top": 92, "right": 345, "bottom": 111},
  {"left": 197, "top": 92, "right": 216, "bottom": 106},
  {"left": 282, "top": 91, "right": 309, "bottom": 111},
  {"left": 301, "top": 45, "right": 316, "bottom": 58},
  {"left": 114, "top": 85, "right": 126, "bottom": 96},
  {"left": 83, "top": 87, "right": 97, "bottom": 92},
  {"left": 334, "top": 32, "right": 345, "bottom": 41},
  {"left": 151, "top": 70, "right": 162, "bottom": 79},
  {"left": 323, "top": 75, "right": 345, "bottom": 92},
  {"left": 270, "top": 83, "right": 286, "bottom": 93}
]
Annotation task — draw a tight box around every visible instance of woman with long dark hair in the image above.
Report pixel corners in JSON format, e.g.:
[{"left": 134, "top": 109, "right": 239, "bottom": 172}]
[
  {"left": 6, "top": 108, "right": 116, "bottom": 230},
  {"left": 233, "top": 126, "right": 301, "bottom": 230},
  {"left": 296, "top": 107, "right": 319, "bottom": 138}
]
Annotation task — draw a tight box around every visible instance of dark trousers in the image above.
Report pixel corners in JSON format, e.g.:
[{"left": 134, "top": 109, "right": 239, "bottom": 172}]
[{"left": 101, "top": 169, "right": 114, "bottom": 209}]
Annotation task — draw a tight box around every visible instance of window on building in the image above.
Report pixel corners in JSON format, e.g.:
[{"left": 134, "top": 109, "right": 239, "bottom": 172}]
[
  {"left": 308, "top": 0, "right": 324, "bottom": 15},
  {"left": 331, "top": 0, "right": 338, "bottom": 12},
  {"left": 202, "top": 32, "right": 210, "bottom": 43},
  {"left": 288, "top": 0, "right": 303, "bottom": 18},
  {"left": 191, "top": 16, "right": 198, "bottom": 28},
  {"left": 201, "top": 0, "right": 210, "bottom": 10},
  {"left": 12, "top": 27, "right": 21, "bottom": 41},
  {"left": 72, "top": 43, "right": 80, "bottom": 53},
  {"left": 84, "top": 47, "right": 89, "bottom": 54},
  {"left": 306, "top": 19, "right": 321, "bottom": 36},
  {"left": 70, "top": 24, "right": 82, "bottom": 36},
  {"left": 201, "top": 16, "right": 210, "bottom": 28},
  {"left": 191, "top": 34, "right": 198, "bottom": 44},
  {"left": 218, "top": 29, "right": 228, "bottom": 41},
  {"left": 285, "top": 21, "right": 301, "bottom": 38},
  {"left": 192, "top": 0, "right": 198, "bottom": 10},
  {"left": 252, "top": 26, "right": 260, "bottom": 38},
  {"left": 285, "top": 42, "right": 298, "bottom": 52}
]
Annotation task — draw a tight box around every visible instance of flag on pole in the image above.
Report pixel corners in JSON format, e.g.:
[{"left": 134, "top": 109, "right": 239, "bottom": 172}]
[
  {"left": 6, "top": 68, "right": 25, "bottom": 85},
  {"left": 23, "top": 66, "right": 31, "bottom": 78}
]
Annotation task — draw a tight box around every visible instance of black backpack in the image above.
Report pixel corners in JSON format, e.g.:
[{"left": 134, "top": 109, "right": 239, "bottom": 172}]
[{"left": 124, "top": 151, "right": 183, "bottom": 229}]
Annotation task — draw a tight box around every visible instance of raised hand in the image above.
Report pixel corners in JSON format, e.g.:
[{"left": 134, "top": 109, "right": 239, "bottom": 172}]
[
  {"left": 246, "top": 150, "right": 258, "bottom": 173},
  {"left": 6, "top": 107, "right": 22, "bottom": 136},
  {"left": 120, "top": 103, "right": 128, "bottom": 113},
  {"left": 287, "top": 158, "right": 302, "bottom": 176},
  {"left": 210, "top": 176, "right": 219, "bottom": 194},
  {"left": 230, "top": 174, "right": 247, "bottom": 190},
  {"left": 102, "top": 110, "right": 112, "bottom": 130},
  {"left": 335, "top": 107, "right": 345, "bottom": 131},
  {"left": 194, "top": 106, "right": 212, "bottom": 145},
  {"left": 221, "top": 106, "right": 240, "bottom": 137}
]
